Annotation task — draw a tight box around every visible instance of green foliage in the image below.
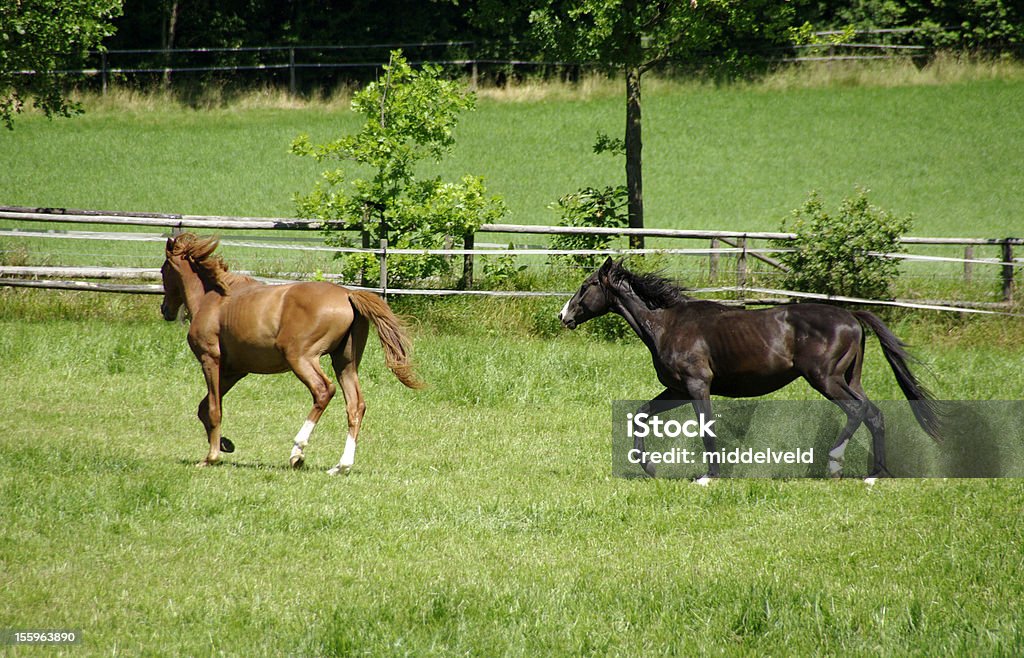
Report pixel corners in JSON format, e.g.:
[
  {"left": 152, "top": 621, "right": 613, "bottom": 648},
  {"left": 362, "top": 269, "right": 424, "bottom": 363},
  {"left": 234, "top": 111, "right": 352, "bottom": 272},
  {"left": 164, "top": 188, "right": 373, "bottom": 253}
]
[
  {"left": 529, "top": 1, "right": 798, "bottom": 73},
  {"left": 0, "top": 0, "right": 122, "bottom": 129},
  {"left": 788, "top": 22, "right": 857, "bottom": 53},
  {"left": 292, "top": 51, "right": 506, "bottom": 285},
  {"left": 549, "top": 132, "right": 629, "bottom": 268},
  {"left": 775, "top": 189, "right": 912, "bottom": 300},
  {"left": 480, "top": 245, "right": 527, "bottom": 290},
  {"left": 804, "top": 0, "right": 1024, "bottom": 53}
]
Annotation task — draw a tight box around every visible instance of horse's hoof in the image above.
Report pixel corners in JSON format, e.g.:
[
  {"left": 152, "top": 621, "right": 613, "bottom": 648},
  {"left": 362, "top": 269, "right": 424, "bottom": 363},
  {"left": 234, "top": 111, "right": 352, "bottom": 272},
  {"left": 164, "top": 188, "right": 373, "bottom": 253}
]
[
  {"left": 220, "top": 437, "right": 235, "bottom": 453},
  {"left": 327, "top": 464, "right": 351, "bottom": 476},
  {"left": 290, "top": 454, "right": 305, "bottom": 469},
  {"left": 694, "top": 475, "right": 713, "bottom": 487},
  {"left": 864, "top": 477, "right": 878, "bottom": 486}
]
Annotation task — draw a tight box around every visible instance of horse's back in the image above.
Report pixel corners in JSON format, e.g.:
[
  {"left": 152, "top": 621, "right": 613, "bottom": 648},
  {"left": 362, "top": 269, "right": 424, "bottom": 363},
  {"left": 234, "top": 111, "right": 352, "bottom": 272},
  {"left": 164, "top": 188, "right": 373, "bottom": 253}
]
[{"left": 219, "top": 281, "right": 356, "bottom": 373}]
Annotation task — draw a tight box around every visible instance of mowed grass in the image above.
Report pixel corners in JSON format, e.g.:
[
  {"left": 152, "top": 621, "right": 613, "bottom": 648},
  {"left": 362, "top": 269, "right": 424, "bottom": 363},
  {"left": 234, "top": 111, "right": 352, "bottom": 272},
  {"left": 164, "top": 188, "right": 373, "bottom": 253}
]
[
  {"left": 1, "top": 290, "right": 1024, "bottom": 655},
  {"left": 0, "top": 68, "right": 1022, "bottom": 236}
]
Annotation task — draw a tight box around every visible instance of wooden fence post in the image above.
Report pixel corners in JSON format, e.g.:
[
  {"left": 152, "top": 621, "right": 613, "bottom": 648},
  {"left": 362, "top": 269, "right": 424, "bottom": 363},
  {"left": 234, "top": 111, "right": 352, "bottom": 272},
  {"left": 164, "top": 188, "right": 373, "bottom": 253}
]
[
  {"left": 379, "top": 237, "right": 388, "bottom": 300},
  {"left": 736, "top": 237, "right": 747, "bottom": 298},
  {"left": 460, "top": 231, "right": 474, "bottom": 290},
  {"left": 963, "top": 245, "right": 973, "bottom": 284},
  {"left": 1002, "top": 240, "right": 1015, "bottom": 304},
  {"left": 289, "top": 47, "right": 297, "bottom": 96},
  {"left": 101, "top": 51, "right": 108, "bottom": 95},
  {"left": 359, "top": 230, "right": 370, "bottom": 287},
  {"left": 709, "top": 238, "right": 719, "bottom": 282}
]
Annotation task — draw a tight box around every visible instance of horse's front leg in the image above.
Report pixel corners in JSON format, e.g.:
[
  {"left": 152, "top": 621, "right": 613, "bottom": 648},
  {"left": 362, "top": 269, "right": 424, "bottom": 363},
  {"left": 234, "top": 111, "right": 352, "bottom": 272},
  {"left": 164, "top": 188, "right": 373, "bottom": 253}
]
[
  {"left": 198, "top": 371, "right": 245, "bottom": 458},
  {"left": 685, "top": 378, "right": 716, "bottom": 485},
  {"left": 632, "top": 389, "right": 687, "bottom": 478},
  {"left": 196, "top": 354, "right": 224, "bottom": 467}
]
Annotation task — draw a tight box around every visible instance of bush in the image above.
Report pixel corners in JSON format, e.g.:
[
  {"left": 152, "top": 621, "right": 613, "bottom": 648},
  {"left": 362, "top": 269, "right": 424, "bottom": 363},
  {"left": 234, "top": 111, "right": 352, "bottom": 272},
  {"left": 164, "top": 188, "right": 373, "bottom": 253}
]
[{"left": 775, "top": 189, "right": 912, "bottom": 300}]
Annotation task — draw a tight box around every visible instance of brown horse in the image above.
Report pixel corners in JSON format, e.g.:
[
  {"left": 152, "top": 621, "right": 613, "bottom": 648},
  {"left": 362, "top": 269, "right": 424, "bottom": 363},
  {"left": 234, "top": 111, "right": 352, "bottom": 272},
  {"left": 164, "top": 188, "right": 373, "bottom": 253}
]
[
  {"left": 160, "top": 232, "right": 422, "bottom": 473},
  {"left": 560, "top": 258, "right": 942, "bottom": 482}
]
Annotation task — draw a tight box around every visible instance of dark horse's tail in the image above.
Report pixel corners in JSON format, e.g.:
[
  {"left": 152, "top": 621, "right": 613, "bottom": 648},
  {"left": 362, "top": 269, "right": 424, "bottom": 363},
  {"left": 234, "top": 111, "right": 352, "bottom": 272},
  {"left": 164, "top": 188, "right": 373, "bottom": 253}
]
[
  {"left": 349, "top": 290, "right": 425, "bottom": 390},
  {"left": 854, "top": 311, "right": 942, "bottom": 442}
]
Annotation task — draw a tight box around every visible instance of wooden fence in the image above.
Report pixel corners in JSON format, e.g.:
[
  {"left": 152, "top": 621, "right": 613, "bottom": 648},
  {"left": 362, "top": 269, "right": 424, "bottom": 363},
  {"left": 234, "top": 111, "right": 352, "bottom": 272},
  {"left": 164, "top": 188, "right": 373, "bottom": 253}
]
[{"left": 0, "top": 206, "right": 1020, "bottom": 315}]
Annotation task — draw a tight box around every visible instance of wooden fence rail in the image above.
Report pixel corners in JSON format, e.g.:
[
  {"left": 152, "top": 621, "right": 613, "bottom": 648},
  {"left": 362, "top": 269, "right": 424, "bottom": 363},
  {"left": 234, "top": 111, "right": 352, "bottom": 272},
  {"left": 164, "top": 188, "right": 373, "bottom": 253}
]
[{"left": 0, "top": 205, "right": 1019, "bottom": 308}]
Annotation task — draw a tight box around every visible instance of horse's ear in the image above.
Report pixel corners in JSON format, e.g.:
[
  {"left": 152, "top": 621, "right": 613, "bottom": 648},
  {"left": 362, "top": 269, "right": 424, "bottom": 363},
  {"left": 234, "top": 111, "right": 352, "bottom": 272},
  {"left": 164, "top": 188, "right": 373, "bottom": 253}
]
[
  {"left": 598, "top": 256, "right": 615, "bottom": 284},
  {"left": 165, "top": 237, "right": 175, "bottom": 255}
]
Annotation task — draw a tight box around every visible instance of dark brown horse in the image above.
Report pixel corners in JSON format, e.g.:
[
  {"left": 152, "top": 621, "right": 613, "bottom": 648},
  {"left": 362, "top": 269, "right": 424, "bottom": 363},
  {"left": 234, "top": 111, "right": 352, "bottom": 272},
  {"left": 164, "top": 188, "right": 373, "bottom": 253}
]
[
  {"left": 160, "top": 233, "right": 422, "bottom": 473},
  {"left": 560, "top": 258, "right": 941, "bottom": 482}
]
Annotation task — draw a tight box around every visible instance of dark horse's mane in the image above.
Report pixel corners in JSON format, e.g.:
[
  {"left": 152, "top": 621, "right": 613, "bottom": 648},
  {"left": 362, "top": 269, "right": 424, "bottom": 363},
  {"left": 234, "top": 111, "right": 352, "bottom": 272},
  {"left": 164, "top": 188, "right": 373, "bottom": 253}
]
[{"left": 610, "top": 262, "right": 711, "bottom": 310}]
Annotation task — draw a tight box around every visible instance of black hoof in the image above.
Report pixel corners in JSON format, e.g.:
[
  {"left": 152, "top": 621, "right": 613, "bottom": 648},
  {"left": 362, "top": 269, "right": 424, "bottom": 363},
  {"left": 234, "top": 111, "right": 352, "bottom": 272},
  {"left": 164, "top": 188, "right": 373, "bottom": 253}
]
[
  {"left": 220, "top": 436, "right": 235, "bottom": 453},
  {"left": 641, "top": 462, "right": 656, "bottom": 478}
]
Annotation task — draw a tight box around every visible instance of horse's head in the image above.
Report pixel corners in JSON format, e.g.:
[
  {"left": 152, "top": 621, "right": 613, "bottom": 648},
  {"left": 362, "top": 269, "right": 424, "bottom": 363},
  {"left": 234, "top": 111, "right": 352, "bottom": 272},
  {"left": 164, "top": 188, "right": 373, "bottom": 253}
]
[
  {"left": 160, "top": 233, "right": 222, "bottom": 320},
  {"left": 160, "top": 236, "right": 188, "bottom": 321},
  {"left": 559, "top": 257, "right": 619, "bottom": 329}
]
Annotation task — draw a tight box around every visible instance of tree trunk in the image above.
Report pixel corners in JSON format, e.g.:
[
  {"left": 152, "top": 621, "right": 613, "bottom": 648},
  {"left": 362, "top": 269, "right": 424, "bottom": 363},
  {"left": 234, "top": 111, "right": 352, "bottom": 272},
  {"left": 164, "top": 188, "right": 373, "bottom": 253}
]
[
  {"left": 625, "top": 65, "right": 644, "bottom": 250},
  {"left": 163, "top": 1, "right": 179, "bottom": 90}
]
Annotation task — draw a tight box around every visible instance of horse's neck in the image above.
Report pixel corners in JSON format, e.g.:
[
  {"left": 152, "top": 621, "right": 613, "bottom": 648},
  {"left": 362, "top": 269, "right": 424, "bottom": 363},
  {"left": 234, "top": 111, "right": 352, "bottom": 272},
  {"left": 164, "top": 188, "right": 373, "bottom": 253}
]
[
  {"left": 612, "top": 289, "right": 667, "bottom": 355},
  {"left": 180, "top": 267, "right": 258, "bottom": 316}
]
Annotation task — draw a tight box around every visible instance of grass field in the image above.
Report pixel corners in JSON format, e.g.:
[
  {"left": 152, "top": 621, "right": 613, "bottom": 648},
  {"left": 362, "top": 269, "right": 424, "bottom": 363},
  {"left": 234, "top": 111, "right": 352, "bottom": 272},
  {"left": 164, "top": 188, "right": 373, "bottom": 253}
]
[
  {"left": 1, "top": 64, "right": 1023, "bottom": 236},
  {"left": 2, "top": 62, "right": 1024, "bottom": 655},
  {"left": 1, "top": 291, "right": 1023, "bottom": 655}
]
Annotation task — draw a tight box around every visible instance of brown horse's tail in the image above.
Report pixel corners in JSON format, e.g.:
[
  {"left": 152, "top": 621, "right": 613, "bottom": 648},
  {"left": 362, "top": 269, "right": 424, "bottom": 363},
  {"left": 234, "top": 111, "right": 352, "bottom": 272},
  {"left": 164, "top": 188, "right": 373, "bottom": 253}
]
[
  {"left": 854, "top": 310, "right": 942, "bottom": 442},
  {"left": 348, "top": 290, "right": 424, "bottom": 389}
]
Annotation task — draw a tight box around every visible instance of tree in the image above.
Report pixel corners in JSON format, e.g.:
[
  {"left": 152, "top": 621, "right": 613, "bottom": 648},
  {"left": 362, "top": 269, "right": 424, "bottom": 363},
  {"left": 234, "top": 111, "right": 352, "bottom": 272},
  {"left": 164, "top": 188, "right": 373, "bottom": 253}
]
[
  {"left": 530, "top": 1, "right": 796, "bottom": 247},
  {"left": 292, "top": 51, "right": 506, "bottom": 286},
  {"left": 0, "top": 0, "right": 122, "bottom": 129}
]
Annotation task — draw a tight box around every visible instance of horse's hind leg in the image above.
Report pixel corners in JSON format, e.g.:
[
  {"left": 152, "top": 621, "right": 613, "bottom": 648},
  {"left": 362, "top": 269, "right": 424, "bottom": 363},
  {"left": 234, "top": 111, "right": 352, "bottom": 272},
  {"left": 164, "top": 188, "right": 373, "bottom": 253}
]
[
  {"left": 844, "top": 381, "right": 887, "bottom": 480},
  {"left": 286, "top": 355, "right": 336, "bottom": 468},
  {"left": 839, "top": 345, "right": 888, "bottom": 480},
  {"left": 823, "top": 395, "right": 868, "bottom": 478},
  {"left": 327, "top": 317, "right": 368, "bottom": 476}
]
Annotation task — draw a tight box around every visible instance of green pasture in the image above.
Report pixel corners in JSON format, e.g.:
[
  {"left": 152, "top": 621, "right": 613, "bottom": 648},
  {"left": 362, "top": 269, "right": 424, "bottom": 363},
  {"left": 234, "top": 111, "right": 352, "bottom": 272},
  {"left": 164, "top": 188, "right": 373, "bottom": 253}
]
[
  {"left": 2, "top": 65, "right": 1024, "bottom": 655},
  {"left": 1, "top": 291, "right": 1023, "bottom": 655},
  {"left": 1, "top": 72, "right": 1022, "bottom": 236}
]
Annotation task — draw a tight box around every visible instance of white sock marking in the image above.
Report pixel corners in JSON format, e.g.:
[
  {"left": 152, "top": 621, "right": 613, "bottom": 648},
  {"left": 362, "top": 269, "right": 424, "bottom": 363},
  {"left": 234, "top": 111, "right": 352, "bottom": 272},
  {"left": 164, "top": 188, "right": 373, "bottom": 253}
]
[
  {"left": 328, "top": 434, "right": 358, "bottom": 476},
  {"left": 828, "top": 440, "right": 848, "bottom": 477},
  {"left": 695, "top": 475, "right": 712, "bottom": 487},
  {"left": 864, "top": 477, "right": 877, "bottom": 486},
  {"left": 828, "top": 440, "right": 848, "bottom": 462},
  {"left": 341, "top": 434, "right": 356, "bottom": 467},
  {"left": 291, "top": 419, "right": 316, "bottom": 458}
]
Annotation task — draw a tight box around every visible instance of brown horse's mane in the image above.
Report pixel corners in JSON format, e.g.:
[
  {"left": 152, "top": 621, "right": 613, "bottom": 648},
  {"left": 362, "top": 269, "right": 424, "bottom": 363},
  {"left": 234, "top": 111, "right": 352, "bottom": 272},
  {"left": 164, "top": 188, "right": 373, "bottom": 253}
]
[{"left": 170, "top": 232, "right": 258, "bottom": 294}]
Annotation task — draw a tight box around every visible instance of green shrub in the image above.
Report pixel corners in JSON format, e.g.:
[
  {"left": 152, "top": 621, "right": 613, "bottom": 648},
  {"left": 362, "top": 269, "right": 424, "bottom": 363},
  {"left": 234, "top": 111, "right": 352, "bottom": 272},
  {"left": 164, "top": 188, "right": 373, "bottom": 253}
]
[{"left": 775, "top": 189, "right": 912, "bottom": 300}]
